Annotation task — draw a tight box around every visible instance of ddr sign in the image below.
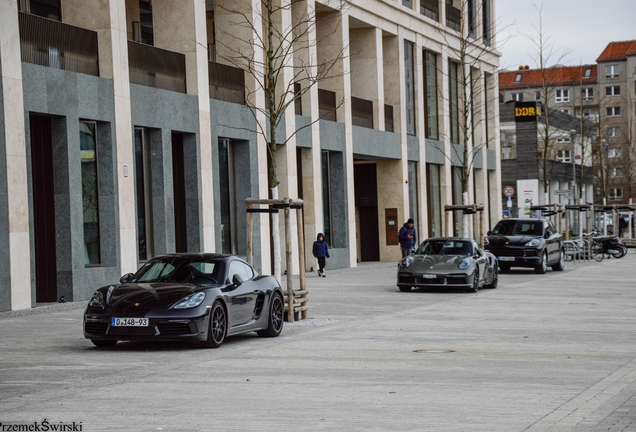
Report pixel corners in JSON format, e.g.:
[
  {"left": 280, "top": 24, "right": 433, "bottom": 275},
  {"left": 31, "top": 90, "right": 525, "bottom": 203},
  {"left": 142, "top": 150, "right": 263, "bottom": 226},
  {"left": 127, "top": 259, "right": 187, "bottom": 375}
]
[{"left": 503, "top": 185, "right": 515, "bottom": 197}]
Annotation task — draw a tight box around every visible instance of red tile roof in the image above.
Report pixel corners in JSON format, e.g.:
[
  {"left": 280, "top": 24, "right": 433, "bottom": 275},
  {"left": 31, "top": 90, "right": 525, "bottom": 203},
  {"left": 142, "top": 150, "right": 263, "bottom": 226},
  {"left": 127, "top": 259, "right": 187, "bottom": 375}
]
[
  {"left": 596, "top": 40, "right": 636, "bottom": 62},
  {"left": 499, "top": 65, "right": 597, "bottom": 89}
]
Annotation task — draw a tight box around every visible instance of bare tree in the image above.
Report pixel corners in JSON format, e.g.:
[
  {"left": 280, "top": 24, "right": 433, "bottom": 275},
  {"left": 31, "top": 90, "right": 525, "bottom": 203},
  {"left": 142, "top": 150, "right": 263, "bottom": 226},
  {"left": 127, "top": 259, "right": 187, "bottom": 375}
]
[
  {"left": 433, "top": 0, "right": 511, "bottom": 236},
  {"left": 524, "top": 3, "right": 573, "bottom": 204},
  {"left": 213, "top": 0, "right": 348, "bottom": 280}
]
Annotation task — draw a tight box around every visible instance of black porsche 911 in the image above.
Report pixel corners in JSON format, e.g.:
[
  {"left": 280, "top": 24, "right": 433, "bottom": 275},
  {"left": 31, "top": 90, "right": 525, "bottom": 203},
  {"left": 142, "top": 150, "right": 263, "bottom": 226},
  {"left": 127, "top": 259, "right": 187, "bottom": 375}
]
[{"left": 83, "top": 254, "right": 284, "bottom": 348}]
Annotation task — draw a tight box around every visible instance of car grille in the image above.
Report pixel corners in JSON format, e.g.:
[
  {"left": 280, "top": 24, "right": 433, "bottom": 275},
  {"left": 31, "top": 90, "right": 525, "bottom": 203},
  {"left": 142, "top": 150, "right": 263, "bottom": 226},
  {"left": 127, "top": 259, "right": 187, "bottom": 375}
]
[
  {"left": 488, "top": 246, "right": 538, "bottom": 257},
  {"left": 108, "top": 326, "right": 157, "bottom": 336},
  {"left": 400, "top": 273, "right": 468, "bottom": 286},
  {"left": 157, "top": 322, "right": 194, "bottom": 336},
  {"left": 85, "top": 322, "right": 108, "bottom": 335}
]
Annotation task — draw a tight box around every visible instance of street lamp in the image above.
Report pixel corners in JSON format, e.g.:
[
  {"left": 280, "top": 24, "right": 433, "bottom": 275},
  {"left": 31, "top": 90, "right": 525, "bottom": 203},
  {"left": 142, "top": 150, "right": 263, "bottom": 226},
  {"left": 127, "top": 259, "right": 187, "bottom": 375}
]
[{"left": 570, "top": 129, "right": 577, "bottom": 205}]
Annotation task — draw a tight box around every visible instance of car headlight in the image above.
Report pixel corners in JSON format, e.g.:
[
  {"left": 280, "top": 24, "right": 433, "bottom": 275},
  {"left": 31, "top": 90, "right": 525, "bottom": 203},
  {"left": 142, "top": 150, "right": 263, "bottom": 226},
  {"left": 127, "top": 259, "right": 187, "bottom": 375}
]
[
  {"left": 399, "top": 257, "right": 412, "bottom": 268},
  {"left": 88, "top": 291, "right": 105, "bottom": 309},
  {"left": 458, "top": 258, "right": 470, "bottom": 270},
  {"left": 525, "top": 239, "right": 541, "bottom": 247},
  {"left": 172, "top": 292, "right": 206, "bottom": 309}
]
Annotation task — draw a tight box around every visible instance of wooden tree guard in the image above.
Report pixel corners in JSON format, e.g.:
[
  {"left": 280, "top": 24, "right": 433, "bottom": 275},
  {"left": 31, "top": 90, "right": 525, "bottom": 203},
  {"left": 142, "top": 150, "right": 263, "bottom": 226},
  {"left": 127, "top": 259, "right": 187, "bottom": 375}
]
[{"left": 245, "top": 197, "right": 307, "bottom": 323}]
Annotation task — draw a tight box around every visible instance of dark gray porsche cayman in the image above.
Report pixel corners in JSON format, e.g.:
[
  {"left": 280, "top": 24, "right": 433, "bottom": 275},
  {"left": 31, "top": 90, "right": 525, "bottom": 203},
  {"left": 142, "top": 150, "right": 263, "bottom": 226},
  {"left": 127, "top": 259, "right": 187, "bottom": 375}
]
[
  {"left": 397, "top": 238, "right": 498, "bottom": 293},
  {"left": 84, "top": 254, "right": 284, "bottom": 348}
]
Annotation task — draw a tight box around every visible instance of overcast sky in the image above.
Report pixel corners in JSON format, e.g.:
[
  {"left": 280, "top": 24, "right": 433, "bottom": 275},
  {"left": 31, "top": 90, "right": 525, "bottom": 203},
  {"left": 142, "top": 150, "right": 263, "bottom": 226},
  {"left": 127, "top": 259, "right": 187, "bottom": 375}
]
[{"left": 495, "top": 0, "right": 636, "bottom": 70}]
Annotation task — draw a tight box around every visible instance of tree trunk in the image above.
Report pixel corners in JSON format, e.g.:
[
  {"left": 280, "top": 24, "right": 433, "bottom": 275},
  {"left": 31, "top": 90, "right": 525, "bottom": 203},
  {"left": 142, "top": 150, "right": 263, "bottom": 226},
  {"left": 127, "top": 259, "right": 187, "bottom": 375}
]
[
  {"left": 462, "top": 191, "right": 469, "bottom": 238},
  {"left": 271, "top": 186, "right": 282, "bottom": 283}
]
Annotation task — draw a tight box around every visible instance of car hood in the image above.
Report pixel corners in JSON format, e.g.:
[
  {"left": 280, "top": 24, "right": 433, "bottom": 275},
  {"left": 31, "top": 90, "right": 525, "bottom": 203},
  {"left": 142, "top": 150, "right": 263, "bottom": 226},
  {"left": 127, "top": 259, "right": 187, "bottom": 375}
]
[
  {"left": 405, "top": 254, "right": 469, "bottom": 273},
  {"left": 106, "top": 283, "right": 208, "bottom": 312},
  {"left": 487, "top": 234, "right": 539, "bottom": 246}
]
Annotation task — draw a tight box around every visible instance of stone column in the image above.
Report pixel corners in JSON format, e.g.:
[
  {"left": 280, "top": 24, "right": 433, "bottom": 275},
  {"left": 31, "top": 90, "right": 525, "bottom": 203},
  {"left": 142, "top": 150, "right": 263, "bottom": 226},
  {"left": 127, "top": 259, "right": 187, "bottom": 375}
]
[
  {"left": 153, "top": 0, "right": 215, "bottom": 252},
  {"left": 0, "top": 0, "right": 31, "bottom": 310}
]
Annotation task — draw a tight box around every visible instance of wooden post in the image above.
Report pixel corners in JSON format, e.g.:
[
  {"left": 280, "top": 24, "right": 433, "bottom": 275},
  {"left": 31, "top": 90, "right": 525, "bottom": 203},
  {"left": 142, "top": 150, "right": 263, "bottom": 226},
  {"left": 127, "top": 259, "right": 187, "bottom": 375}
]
[
  {"left": 284, "top": 198, "right": 294, "bottom": 323},
  {"left": 296, "top": 205, "right": 307, "bottom": 319},
  {"left": 246, "top": 203, "right": 253, "bottom": 265}
]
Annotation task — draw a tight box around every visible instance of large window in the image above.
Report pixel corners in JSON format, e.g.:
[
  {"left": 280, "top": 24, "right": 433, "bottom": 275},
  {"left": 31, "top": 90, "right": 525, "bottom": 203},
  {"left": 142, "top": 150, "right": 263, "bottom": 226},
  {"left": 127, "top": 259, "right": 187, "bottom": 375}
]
[
  {"left": 218, "top": 139, "right": 237, "bottom": 255},
  {"left": 426, "top": 164, "right": 442, "bottom": 237},
  {"left": 555, "top": 89, "right": 569, "bottom": 103},
  {"left": 608, "top": 148, "right": 623, "bottom": 158},
  {"left": 321, "top": 151, "right": 333, "bottom": 245},
  {"left": 609, "top": 188, "right": 623, "bottom": 201},
  {"left": 482, "top": 0, "right": 491, "bottom": 45},
  {"left": 404, "top": 40, "right": 416, "bottom": 135},
  {"left": 19, "top": 0, "right": 61, "bottom": 20},
  {"left": 424, "top": 50, "right": 439, "bottom": 139},
  {"left": 511, "top": 92, "right": 523, "bottom": 101},
  {"left": 80, "top": 121, "right": 100, "bottom": 265},
  {"left": 606, "top": 86, "right": 620, "bottom": 96},
  {"left": 408, "top": 162, "right": 419, "bottom": 236},
  {"left": 556, "top": 149, "right": 571, "bottom": 163},
  {"left": 134, "top": 127, "right": 153, "bottom": 261},
  {"left": 607, "top": 127, "right": 622, "bottom": 137},
  {"left": 606, "top": 106, "right": 621, "bottom": 117},
  {"left": 606, "top": 64, "right": 619, "bottom": 78},
  {"left": 581, "top": 87, "right": 593, "bottom": 101},
  {"left": 448, "top": 60, "right": 460, "bottom": 144}
]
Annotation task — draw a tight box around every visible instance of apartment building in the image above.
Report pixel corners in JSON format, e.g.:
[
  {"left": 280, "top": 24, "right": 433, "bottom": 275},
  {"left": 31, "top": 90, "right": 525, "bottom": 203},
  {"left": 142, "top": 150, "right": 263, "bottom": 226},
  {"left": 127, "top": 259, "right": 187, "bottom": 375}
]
[
  {"left": 596, "top": 40, "right": 636, "bottom": 204},
  {"left": 0, "top": 0, "right": 501, "bottom": 311}
]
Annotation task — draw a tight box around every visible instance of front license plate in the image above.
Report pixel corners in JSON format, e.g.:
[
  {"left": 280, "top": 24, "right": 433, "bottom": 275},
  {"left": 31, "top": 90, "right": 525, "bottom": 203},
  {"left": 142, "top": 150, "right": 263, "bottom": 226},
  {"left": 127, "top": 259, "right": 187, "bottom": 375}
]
[
  {"left": 497, "top": 256, "right": 515, "bottom": 261},
  {"left": 422, "top": 274, "right": 437, "bottom": 279},
  {"left": 111, "top": 318, "right": 149, "bottom": 327}
]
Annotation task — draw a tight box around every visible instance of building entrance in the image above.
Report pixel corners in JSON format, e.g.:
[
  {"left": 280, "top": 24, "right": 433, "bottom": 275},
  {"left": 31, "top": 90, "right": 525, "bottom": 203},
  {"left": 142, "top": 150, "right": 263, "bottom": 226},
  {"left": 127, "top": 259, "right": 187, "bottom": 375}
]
[
  {"left": 29, "top": 115, "right": 57, "bottom": 302},
  {"left": 354, "top": 163, "right": 379, "bottom": 261}
]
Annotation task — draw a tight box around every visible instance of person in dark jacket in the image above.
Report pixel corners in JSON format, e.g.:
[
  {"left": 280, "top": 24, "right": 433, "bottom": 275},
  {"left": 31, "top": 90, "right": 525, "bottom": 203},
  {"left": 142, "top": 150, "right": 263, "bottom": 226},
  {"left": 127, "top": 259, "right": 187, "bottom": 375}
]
[
  {"left": 619, "top": 214, "right": 628, "bottom": 237},
  {"left": 312, "top": 233, "right": 330, "bottom": 277},
  {"left": 398, "top": 218, "right": 417, "bottom": 258}
]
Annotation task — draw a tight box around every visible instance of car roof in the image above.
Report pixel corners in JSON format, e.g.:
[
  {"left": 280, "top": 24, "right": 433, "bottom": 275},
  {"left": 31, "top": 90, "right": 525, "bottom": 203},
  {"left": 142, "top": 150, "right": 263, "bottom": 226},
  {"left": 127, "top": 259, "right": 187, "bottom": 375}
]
[
  {"left": 151, "top": 253, "right": 236, "bottom": 260},
  {"left": 425, "top": 237, "right": 476, "bottom": 242}
]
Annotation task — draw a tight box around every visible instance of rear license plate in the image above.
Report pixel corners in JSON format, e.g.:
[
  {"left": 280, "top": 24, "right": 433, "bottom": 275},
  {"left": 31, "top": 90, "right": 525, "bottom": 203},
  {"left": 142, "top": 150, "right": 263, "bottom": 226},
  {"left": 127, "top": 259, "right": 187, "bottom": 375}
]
[
  {"left": 497, "top": 256, "right": 515, "bottom": 261},
  {"left": 111, "top": 318, "right": 149, "bottom": 327},
  {"left": 422, "top": 274, "right": 437, "bottom": 279}
]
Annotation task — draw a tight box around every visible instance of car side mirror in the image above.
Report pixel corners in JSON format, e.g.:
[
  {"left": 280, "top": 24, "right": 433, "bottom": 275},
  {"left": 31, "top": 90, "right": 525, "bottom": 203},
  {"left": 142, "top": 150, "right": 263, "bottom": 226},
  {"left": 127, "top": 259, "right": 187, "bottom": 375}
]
[
  {"left": 232, "top": 274, "right": 243, "bottom": 287},
  {"left": 545, "top": 231, "right": 552, "bottom": 238},
  {"left": 120, "top": 273, "right": 133, "bottom": 284},
  {"left": 487, "top": 231, "right": 492, "bottom": 236}
]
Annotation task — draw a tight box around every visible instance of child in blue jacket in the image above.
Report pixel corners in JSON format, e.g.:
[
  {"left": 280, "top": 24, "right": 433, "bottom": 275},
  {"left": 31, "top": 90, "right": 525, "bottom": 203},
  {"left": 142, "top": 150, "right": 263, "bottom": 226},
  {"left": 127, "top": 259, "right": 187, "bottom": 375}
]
[{"left": 312, "top": 233, "right": 330, "bottom": 277}]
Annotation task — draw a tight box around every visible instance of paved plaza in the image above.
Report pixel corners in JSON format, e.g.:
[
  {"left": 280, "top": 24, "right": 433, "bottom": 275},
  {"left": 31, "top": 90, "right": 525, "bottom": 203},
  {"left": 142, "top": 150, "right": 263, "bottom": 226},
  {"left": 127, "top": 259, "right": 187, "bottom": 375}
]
[{"left": 1, "top": 255, "right": 636, "bottom": 431}]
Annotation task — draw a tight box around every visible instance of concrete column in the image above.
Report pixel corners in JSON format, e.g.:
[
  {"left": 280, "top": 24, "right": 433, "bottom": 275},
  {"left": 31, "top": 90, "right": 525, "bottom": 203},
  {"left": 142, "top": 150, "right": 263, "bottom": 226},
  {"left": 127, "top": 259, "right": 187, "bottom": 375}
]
[
  {"left": 153, "top": 0, "right": 216, "bottom": 252},
  {"left": 349, "top": 27, "right": 382, "bottom": 130},
  {"left": 0, "top": 0, "right": 31, "bottom": 310},
  {"left": 396, "top": 27, "right": 410, "bottom": 224},
  {"left": 439, "top": 46, "right": 453, "bottom": 236}
]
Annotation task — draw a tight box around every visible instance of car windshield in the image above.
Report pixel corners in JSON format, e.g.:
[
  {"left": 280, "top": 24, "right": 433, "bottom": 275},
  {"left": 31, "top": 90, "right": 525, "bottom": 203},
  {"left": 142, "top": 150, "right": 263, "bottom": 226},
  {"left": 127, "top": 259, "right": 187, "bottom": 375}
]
[
  {"left": 418, "top": 239, "right": 473, "bottom": 256},
  {"left": 492, "top": 220, "right": 543, "bottom": 236},
  {"left": 133, "top": 257, "right": 224, "bottom": 284}
]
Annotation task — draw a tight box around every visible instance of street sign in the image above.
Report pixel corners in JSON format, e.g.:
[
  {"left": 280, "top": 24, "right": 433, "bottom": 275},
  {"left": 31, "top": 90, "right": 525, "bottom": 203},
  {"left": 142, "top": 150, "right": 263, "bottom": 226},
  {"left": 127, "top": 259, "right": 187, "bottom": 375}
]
[
  {"left": 555, "top": 190, "right": 572, "bottom": 195},
  {"left": 503, "top": 185, "right": 515, "bottom": 197}
]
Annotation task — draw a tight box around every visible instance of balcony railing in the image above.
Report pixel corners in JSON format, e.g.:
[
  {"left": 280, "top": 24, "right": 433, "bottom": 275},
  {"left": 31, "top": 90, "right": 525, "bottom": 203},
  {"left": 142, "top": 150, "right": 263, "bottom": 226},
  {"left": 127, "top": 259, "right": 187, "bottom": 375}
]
[
  {"left": 209, "top": 61, "right": 245, "bottom": 104},
  {"left": 351, "top": 97, "right": 373, "bottom": 129},
  {"left": 420, "top": 0, "right": 439, "bottom": 21},
  {"left": 18, "top": 12, "right": 99, "bottom": 76},
  {"left": 318, "top": 89, "right": 337, "bottom": 122},
  {"left": 128, "top": 40, "right": 186, "bottom": 93},
  {"left": 445, "top": 2, "right": 461, "bottom": 31},
  {"left": 384, "top": 105, "right": 394, "bottom": 132}
]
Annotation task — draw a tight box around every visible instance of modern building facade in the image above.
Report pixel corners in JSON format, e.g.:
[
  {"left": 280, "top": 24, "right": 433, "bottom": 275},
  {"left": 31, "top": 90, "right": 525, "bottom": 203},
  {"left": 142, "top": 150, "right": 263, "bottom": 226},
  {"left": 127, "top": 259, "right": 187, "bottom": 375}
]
[
  {"left": 499, "top": 101, "right": 594, "bottom": 220},
  {"left": 0, "top": 0, "right": 501, "bottom": 311}
]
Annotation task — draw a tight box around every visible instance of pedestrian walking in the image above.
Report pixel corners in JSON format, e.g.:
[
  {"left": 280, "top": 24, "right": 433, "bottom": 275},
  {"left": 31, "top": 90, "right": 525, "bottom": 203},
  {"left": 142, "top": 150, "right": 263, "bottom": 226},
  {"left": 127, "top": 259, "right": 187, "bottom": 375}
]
[
  {"left": 398, "top": 218, "right": 417, "bottom": 258},
  {"left": 619, "top": 214, "right": 628, "bottom": 237},
  {"left": 313, "top": 233, "right": 330, "bottom": 277}
]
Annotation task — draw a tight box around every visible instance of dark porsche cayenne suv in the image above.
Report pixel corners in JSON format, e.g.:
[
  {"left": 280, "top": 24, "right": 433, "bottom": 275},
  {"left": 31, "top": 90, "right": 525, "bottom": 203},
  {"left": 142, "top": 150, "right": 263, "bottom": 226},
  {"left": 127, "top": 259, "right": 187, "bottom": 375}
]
[{"left": 484, "top": 218, "right": 564, "bottom": 274}]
